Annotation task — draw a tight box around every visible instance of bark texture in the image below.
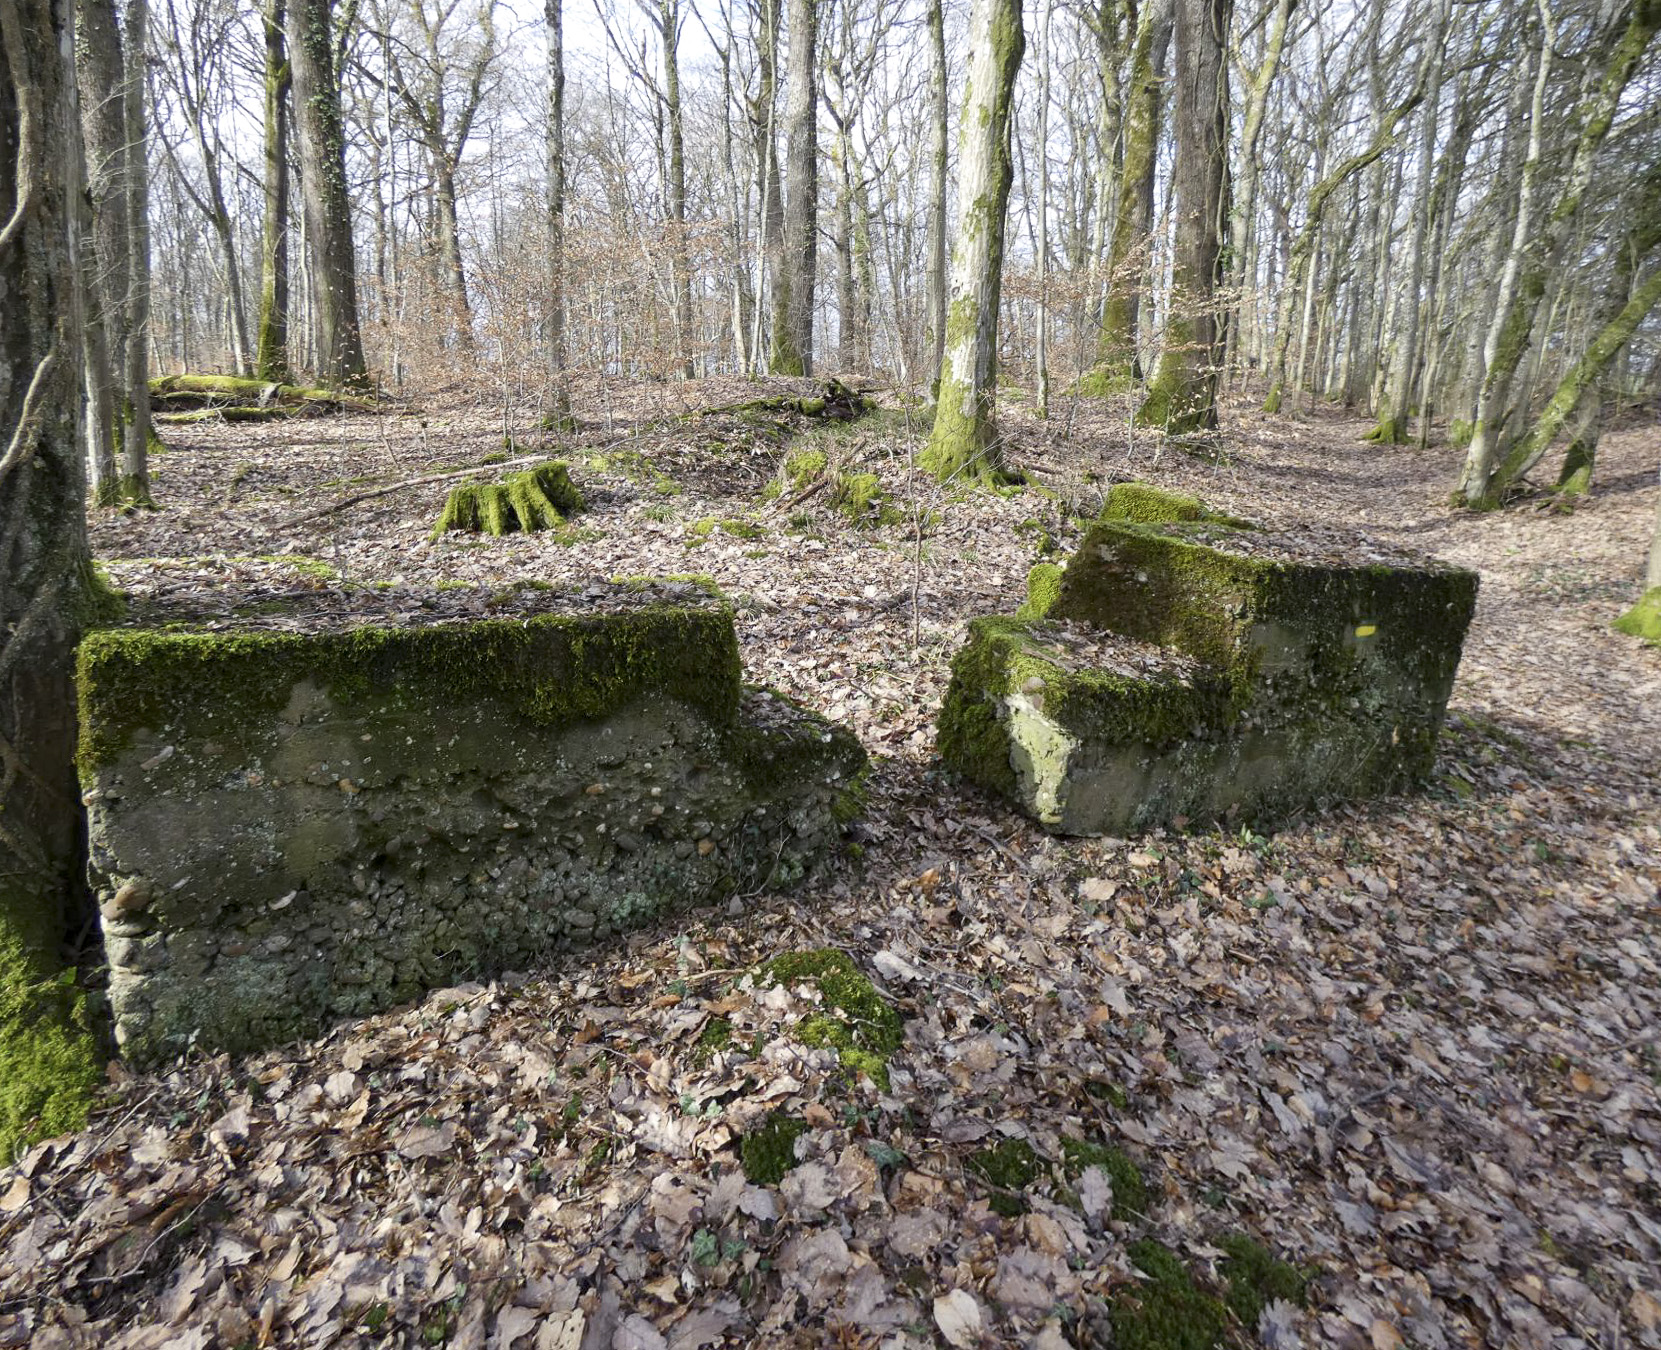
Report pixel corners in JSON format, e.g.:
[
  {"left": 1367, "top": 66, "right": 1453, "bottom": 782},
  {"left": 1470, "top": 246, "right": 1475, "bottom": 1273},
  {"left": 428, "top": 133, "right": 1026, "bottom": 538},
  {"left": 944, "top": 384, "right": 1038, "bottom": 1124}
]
[{"left": 921, "top": 0, "right": 1023, "bottom": 482}]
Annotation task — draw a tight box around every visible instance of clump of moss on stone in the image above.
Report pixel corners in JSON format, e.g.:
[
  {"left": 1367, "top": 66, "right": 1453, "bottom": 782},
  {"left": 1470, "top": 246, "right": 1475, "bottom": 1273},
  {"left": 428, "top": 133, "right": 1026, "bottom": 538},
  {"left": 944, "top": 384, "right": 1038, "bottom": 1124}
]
[
  {"left": 1061, "top": 1136, "right": 1148, "bottom": 1219},
  {"left": 430, "top": 461, "right": 585, "bottom": 539},
  {"left": 741, "top": 1113, "right": 807, "bottom": 1184},
  {"left": 1101, "top": 482, "right": 1253, "bottom": 529},
  {"left": 756, "top": 949, "right": 902, "bottom": 1089},
  {"left": 1614, "top": 586, "right": 1661, "bottom": 645},
  {"left": 967, "top": 1137, "right": 1044, "bottom": 1217},
  {"left": 1016, "top": 563, "right": 1064, "bottom": 620},
  {"left": 1217, "top": 1231, "right": 1309, "bottom": 1328},
  {"left": 1109, "top": 1240, "right": 1229, "bottom": 1350},
  {"left": 76, "top": 605, "right": 743, "bottom": 779}
]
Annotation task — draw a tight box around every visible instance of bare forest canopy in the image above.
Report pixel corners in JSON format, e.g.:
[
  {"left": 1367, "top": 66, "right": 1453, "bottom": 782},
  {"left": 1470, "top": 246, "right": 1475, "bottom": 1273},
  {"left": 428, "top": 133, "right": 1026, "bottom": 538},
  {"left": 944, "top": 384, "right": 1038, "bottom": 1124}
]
[{"left": 119, "top": 0, "right": 1661, "bottom": 504}]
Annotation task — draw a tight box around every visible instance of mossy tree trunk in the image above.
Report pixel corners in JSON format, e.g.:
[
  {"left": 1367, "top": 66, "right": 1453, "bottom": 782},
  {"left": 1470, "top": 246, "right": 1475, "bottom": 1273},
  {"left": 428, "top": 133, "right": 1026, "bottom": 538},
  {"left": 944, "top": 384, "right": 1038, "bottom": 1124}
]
[
  {"left": 0, "top": 0, "right": 106, "bottom": 1153},
  {"left": 1133, "top": 0, "right": 1231, "bottom": 433},
  {"left": 1494, "top": 264, "right": 1661, "bottom": 497},
  {"left": 1458, "top": 0, "right": 1659, "bottom": 506},
  {"left": 751, "top": 0, "right": 783, "bottom": 373},
  {"left": 769, "top": 0, "right": 816, "bottom": 375},
  {"left": 921, "top": 0, "right": 1023, "bottom": 483},
  {"left": 1076, "top": 0, "right": 1166, "bottom": 397},
  {"left": 255, "top": 0, "right": 292, "bottom": 383},
  {"left": 289, "top": 0, "right": 367, "bottom": 388},
  {"left": 661, "top": 0, "right": 695, "bottom": 377}
]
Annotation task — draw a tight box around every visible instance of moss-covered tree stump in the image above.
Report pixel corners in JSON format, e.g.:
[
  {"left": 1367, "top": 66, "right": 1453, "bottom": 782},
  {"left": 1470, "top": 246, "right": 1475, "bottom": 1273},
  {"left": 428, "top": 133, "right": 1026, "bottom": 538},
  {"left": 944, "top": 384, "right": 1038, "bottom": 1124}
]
[
  {"left": 1615, "top": 587, "right": 1661, "bottom": 645},
  {"left": 940, "top": 482, "right": 1479, "bottom": 834},
  {"left": 430, "top": 461, "right": 585, "bottom": 539}
]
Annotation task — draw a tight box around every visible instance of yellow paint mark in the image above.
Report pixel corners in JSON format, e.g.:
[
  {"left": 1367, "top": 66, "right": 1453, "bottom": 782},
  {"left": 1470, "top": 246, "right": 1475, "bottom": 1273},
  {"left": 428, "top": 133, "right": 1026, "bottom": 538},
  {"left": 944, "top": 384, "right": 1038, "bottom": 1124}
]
[{"left": 1355, "top": 624, "right": 1377, "bottom": 638}]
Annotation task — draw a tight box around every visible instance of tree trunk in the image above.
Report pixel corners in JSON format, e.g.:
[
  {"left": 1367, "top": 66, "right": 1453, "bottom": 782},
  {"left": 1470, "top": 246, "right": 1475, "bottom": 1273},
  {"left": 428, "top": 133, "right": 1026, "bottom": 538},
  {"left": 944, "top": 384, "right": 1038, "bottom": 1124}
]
[
  {"left": 545, "top": 0, "right": 571, "bottom": 420},
  {"left": 1076, "top": 0, "right": 1168, "bottom": 395},
  {"left": 1135, "top": 0, "right": 1232, "bottom": 432},
  {"left": 289, "top": 0, "right": 366, "bottom": 387},
  {"left": 1367, "top": 0, "right": 1450, "bottom": 442},
  {"left": 1459, "top": 0, "right": 1659, "bottom": 506},
  {"left": 661, "top": 0, "right": 694, "bottom": 377},
  {"left": 0, "top": 0, "right": 107, "bottom": 1153},
  {"left": 752, "top": 0, "right": 783, "bottom": 372},
  {"left": 121, "top": 0, "right": 155, "bottom": 503},
  {"left": 770, "top": 0, "right": 817, "bottom": 375},
  {"left": 921, "top": 0, "right": 1023, "bottom": 482},
  {"left": 1034, "top": 0, "right": 1051, "bottom": 418},
  {"left": 255, "top": 0, "right": 292, "bottom": 382},
  {"left": 433, "top": 151, "right": 474, "bottom": 352},
  {"left": 922, "top": 0, "right": 947, "bottom": 389},
  {"left": 75, "top": 0, "right": 124, "bottom": 504}
]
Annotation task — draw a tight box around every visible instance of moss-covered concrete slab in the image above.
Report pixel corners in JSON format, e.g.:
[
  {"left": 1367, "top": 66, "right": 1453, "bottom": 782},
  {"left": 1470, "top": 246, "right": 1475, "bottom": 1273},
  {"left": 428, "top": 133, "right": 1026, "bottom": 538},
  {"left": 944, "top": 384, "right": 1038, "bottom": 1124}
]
[
  {"left": 78, "top": 581, "right": 865, "bottom": 1062},
  {"left": 940, "top": 489, "right": 1479, "bottom": 834}
]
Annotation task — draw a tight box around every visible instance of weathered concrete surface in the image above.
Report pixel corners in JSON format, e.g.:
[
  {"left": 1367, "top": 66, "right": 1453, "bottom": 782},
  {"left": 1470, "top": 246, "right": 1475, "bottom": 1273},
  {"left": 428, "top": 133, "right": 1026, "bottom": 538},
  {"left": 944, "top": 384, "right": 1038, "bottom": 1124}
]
[
  {"left": 940, "top": 485, "right": 1478, "bottom": 835},
  {"left": 78, "top": 586, "right": 865, "bottom": 1061}
]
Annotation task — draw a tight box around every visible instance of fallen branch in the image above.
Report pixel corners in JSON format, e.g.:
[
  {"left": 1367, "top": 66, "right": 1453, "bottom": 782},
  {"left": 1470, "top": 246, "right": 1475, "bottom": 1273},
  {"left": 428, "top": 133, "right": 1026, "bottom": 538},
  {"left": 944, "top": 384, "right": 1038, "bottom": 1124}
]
[{"left": 277, "top": 453, "right": 554, "bottom": 528}]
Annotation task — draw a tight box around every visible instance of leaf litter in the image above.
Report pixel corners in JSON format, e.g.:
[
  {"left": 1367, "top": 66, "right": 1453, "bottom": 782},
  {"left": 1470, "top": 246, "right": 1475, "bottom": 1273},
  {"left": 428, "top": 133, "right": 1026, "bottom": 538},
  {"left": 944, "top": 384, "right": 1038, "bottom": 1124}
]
[{"left": 2, "top": 382, "right": 1658, "bottom": 1348}]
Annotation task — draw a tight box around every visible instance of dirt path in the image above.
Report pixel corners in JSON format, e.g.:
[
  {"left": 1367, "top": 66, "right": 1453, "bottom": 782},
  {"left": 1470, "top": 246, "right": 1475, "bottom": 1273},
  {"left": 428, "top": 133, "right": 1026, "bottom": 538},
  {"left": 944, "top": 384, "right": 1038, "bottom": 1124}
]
[{"left": 4, "top": 384, "right": 1658, "bottom": 1349}]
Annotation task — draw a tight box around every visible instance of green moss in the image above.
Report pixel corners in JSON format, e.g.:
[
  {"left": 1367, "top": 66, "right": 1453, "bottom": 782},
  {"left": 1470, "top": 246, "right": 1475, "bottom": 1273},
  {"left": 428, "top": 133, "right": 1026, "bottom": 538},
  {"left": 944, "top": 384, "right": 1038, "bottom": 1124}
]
[
  {"left": 1016, "top": 563, "right": 1064, "bottom": 620},
  {"left": 829, "top": 472, "right": 898, "bottom": 526},
  {"left": 688, "top": 517, "right": 767, "bottom": 545},
  {"left": 1614, "top": 586, "right": 1661, "bottom": 644},
  {"left": 741, "top": 1113, "right": 807, "bottom": 1184},
  {"left": 1100, "top": 483, "right": 1250, "bottom": 529},
  {"left": 0, "top": 929, "right": 102, "bottom": 1161},
  {"left": 1217, "top": 1232, "right": 1309, "bottom": 1328},
  {"left": 1448, "top": 418, "right": 1474, "bottom": 448},
  {"left": 1072, "top": 365, "right": 1137, "bottom": 398},
  {"left": 1060, "top": 1136, "right": 1148, "bottom": 1219},
  {"left": 781, "top": 448, "right": 828, "bottom": 492},
  {"left": 431, "top": 462, "right": 585, "bottom": 540},
  {"left": 694, "top": 1016, "right": 734, "bottom": 1064},
  {"left": 1110, "top": 1240, "right": 1229, "bottom": 1350},
  {"left": 756, "top": 949, "right": 902, "bottom": 1089},
  {"left": 76, "top": 605, "right": 743, "bottom": 778},
  {"left": 967, "top": 1137, "right": 1043, "bottom": 1217}
]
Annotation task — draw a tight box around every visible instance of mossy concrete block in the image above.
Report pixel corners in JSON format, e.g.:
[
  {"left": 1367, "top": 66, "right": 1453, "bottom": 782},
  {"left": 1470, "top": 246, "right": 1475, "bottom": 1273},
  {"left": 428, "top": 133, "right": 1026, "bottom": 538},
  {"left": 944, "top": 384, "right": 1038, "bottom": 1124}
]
[
  {"left": 939, "top": 508, "right": 1478, "bottom": 835},
  {"left": 1050, "top": 518, "right": 1478, "bottom": 753},
  {"left": 77, "top": 598, "right": 865, "bottom": 1062}
]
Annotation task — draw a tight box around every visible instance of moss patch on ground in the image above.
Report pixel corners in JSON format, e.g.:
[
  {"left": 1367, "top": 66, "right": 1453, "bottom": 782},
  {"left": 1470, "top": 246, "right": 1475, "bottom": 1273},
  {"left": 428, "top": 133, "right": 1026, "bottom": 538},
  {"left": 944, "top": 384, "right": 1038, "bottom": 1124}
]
[
  {"left": 756, "top": 949, "right": 902, "bottom": 1089},
  {"left": 967, "top": 1137, "right": 1044, "bottom": 1217},
  {"left": 1109, "top": 1240, "right": 1229, "bottom": 1350},
  {"left": 1614, "top": 586, "right": 1661, "bottom": 645},
  {"left": 740, "top": 1113, "right": 807, "bottom": 1185},
  {"left": 1217, "top": 1231, "right": 1310, "bottom": 1327},
  {"left": 1061, "top": 1135, "right": 1149, "bottom": 1219},
  {"left": 1016, "top": 563, "right": 1064, "bottom": 620}
]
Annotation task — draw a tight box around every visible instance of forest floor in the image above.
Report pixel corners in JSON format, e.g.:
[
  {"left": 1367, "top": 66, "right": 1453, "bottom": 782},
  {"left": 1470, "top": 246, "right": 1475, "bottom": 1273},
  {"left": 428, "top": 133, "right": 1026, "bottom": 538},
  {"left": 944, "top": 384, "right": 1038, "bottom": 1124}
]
[{"left": 3, "top": 377, "right": 1659, "bottom": 1350}]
